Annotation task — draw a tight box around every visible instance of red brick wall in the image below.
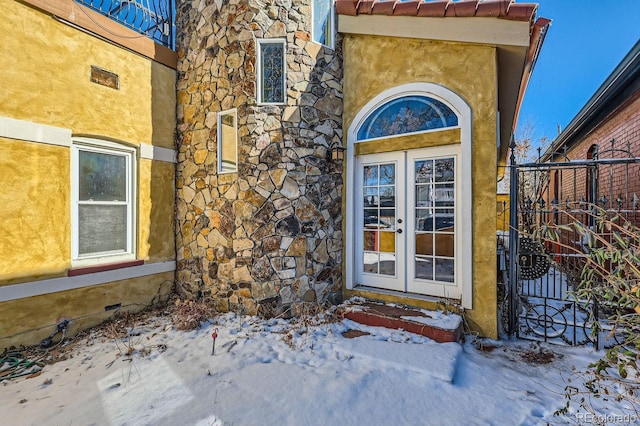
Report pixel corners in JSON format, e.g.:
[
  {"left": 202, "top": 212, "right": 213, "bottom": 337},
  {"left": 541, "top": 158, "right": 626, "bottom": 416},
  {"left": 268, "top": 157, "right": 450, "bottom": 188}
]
[{"left": 556, "top": 91, "right": 640, "bottom": 210}]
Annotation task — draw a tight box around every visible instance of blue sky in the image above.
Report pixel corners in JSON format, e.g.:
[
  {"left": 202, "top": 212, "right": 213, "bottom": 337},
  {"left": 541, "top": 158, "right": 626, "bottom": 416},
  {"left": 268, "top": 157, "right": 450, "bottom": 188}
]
[{"left": 517, "top": 0, "right": 640, "bottom": 144}]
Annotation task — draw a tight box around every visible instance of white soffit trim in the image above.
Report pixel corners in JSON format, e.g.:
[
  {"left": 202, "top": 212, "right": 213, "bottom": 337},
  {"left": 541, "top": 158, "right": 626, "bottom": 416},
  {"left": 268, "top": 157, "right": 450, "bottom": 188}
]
[
  {"left": 0, "top": 261, "right": 176, "bottom": 302},
  {"left": 140, "top": 143, "right": 177, "bottom": 163},
  {"left": 0, "top": 116, "right": 72, "bottom": 147},
  {"left": 339, "top": 15, "right": 531, "bottom": 47}
]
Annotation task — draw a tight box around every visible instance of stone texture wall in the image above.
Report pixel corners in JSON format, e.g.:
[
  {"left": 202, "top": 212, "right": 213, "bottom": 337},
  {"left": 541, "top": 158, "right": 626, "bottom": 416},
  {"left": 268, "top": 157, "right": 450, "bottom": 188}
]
[{"left": 175, "top": 0, "right": 344, "bottom": 315}]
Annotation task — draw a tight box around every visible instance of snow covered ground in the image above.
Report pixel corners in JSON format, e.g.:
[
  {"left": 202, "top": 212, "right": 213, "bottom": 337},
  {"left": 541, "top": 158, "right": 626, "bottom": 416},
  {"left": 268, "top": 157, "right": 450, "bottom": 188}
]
[{"left": 1, "top": 306, "right": 637, "bottom": 426}]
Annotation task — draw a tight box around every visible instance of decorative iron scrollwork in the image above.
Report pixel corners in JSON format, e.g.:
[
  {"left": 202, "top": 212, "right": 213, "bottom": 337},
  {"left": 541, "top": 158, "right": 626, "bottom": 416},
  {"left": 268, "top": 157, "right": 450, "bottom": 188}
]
[
  {"left": 518, "top": 237, "right": 550, "bottom": 280},
  {"left": 75, "top": 0, "right": 174, "bottom": 49}
]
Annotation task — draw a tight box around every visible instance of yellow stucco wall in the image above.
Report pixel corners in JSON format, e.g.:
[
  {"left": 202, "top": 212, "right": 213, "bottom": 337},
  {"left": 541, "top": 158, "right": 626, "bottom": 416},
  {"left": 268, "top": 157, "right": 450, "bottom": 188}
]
[
  {"left": 1, "top": 0, "right": 176, "bottom": 149},
  {"left": 138, "top": 159, "right": 176, "bottom": 262},
  {"left": 0, "top": 272, "right": 174, "bottom": 350},
  {"left": 0, "top": 1, "right": 176, "bottom": 346},
  {"left": 343, "top": 35, "right": 498, "bottom": 337},
  {"left": 0, "top": 138, "right": 71, "bottom": 281}
]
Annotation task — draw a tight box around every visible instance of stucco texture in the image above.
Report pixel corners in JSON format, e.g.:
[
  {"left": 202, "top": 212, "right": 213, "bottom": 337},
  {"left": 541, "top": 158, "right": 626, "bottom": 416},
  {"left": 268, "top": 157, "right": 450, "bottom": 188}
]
[
  {"left": 0, "top": 0, "right": 176, "bottom": 149},
  {"left": 0, "top": 138, "right": 71, "bottom": 282},
  {"left": 0, "top": 272, "right": 174, "bottom": 350},
  {"left": 138, "top": 159, "right": 176, "bottom": 262},
  {"left": 343, "top": 35, "right": 498, "bottom": 337}
]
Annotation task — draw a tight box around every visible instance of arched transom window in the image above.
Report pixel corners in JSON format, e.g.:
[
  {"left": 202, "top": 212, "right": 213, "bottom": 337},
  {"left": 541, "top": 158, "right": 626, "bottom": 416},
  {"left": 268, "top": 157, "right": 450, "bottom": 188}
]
[{"left": 356, "top": 95, "right": 459, "bottom": 141}]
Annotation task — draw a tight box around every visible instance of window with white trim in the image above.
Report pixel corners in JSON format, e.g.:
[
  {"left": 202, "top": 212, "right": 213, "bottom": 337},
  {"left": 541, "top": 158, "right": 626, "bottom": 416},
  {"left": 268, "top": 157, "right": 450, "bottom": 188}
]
[
  {"left": 218, "top": 109, "right": 238, "bottom": 173},
  {"left": 257, "top": 39, "right": 286, "bottom": 105},
  {"left": 71, "top": 139, "right": 136, "bottom": 265},
  {"left": 312, "top": 0, "right": 334, "bottom": 48}
]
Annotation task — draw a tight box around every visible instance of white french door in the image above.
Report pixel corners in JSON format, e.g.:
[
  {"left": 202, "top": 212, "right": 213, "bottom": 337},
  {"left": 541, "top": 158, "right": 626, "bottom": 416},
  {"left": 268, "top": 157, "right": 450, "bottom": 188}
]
[{"left": 354, "top": 146, "right": 462, "bottom": 299}]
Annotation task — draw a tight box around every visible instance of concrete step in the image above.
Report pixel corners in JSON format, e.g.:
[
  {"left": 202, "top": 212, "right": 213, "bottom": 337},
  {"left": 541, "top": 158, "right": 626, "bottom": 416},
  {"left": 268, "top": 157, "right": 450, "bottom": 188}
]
[{"left": 342, "top": 301, "right": 463, "bottom": 343}]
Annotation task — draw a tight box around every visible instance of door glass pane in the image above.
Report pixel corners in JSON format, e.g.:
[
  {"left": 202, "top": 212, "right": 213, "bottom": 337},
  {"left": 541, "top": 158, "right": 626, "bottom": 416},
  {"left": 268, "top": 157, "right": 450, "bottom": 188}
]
[
  {"left": 364, "top": 187, "right": 378, "bottom": 207},
  {"left": 415, "top": 233, "right": 433, "bottom": 256},
  {"left": 435, "top": 258, "right": 455, "bottom": 282},
  {"left": 364, "top": 252, "right": 378, "bottom": 273},
  {"left": 379, "top": 209, "right": 395, "bottom": 230},
  {"left": 434, "top": 209, "right": 455, "bottom": 231},
  {"left": 415, "top": 160, "right": 433, "bottom": 183},
  {"left": 364, "top": 209, "right": 378, "bottom": 227},
  {"left": 379, "top": 231, "right": 395, "bottom": 253},
  {"left": 435, "top": 158, "right": 454, "bottom": 182},
  {"left": 434, "top": 183, "right": 454, "bottom": 207},
  {"left": 379, "top": 164, "right": 395, "bottom": 185},
  {"left": 363, "top": 231, "right": 376, "bottom": 251},
  {"left": 380, "top": 253, "right": 395, "bottom": 276},
  {"left": 79, "top": 151, "right": 126, "bottom": 202},
  {"left": 78, "top": 205, "right": 127, "bottom": 255},
  {"left": 435, "top": 234, "right": 454, "bottom": 257},
  {"left": 415, "top": 185, "right": 431, "bottom": 206},
  {"left": 364, "top": 165, "right": 378, "bottom": 186},
  {"left": 415, "top": 256, "right": 433, "bottom": 280},
  {"left": 416, "top": 208, "right": 433, "bottom": 231},
  {"left": 380, "top": 186, "right": 395, "bottom": 207}
]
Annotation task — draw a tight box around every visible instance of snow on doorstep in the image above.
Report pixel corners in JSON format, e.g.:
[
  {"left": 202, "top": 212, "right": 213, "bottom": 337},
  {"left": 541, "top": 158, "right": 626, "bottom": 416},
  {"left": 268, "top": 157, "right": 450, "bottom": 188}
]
[{"left": 401, "top": 310, "right": 462, "bottom": 330}]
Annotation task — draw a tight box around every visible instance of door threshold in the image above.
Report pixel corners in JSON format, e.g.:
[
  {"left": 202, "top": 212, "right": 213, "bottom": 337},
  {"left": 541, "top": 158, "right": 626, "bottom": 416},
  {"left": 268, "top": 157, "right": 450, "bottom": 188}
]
[{"left": 351, "top": 285, "right": 460, "bottom": 307}]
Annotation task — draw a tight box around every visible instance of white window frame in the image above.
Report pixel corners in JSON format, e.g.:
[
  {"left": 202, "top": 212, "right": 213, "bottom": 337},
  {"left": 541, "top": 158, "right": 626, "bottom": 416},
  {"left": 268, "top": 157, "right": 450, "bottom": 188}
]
[
  {"left": 71, "top": 138, "right": 137, "bottom": 266},
  {"left": 312, "top": 0, "right": 335, "bottom": 49},
  {"left": 217, "top": 108, "right": 238, "bottom": 174},
  {"left": 256, "top": 38, "right": 287, "bottom": 105}
]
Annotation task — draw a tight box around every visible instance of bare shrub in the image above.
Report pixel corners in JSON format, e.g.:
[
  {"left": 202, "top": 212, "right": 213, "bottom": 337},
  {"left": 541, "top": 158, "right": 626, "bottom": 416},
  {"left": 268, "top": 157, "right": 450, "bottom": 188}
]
[{"left": 171, "top": 297, "right": 217, "bottom": 331}]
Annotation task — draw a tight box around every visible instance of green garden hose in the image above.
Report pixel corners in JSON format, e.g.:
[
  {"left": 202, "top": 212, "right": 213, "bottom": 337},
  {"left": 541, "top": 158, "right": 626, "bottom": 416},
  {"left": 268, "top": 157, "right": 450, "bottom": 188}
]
[{"left": 0, "top": 351, "right": 44, "bottom": 382}]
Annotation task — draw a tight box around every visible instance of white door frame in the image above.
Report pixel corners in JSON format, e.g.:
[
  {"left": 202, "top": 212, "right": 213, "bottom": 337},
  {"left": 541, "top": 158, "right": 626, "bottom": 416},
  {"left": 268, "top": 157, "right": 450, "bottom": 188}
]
[{"left": 345, "top": 82, "right": 473, "bottom": 308}]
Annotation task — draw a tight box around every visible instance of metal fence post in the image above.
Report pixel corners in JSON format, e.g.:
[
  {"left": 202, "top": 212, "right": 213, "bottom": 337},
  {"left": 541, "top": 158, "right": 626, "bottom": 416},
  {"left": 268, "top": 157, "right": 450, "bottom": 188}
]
[{"left": 508, "top": 137, "right": 520, "bottom": 337}]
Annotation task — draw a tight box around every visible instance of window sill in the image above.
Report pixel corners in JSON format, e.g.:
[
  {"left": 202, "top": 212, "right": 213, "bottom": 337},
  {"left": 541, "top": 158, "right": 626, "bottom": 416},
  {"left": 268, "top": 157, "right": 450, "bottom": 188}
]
[{"left": 67, "top": 259, "right": 144, "bottom": 277}]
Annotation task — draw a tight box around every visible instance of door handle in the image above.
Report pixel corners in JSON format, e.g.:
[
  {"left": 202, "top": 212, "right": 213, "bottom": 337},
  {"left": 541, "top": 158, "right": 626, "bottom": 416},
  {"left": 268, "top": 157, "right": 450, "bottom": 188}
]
[{"left": 397, "top": 228, "right": 403, "bottom": 234}]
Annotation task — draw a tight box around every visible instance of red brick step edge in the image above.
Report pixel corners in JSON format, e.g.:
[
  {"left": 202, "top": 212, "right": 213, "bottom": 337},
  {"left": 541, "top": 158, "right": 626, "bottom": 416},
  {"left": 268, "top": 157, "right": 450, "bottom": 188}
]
[{"left": 344, "top": 309, "right": 462, "bottom": 343}]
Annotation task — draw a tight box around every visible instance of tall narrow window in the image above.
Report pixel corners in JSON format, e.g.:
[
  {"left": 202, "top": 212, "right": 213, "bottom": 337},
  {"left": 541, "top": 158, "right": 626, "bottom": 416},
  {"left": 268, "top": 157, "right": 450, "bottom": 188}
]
[
  {"left": 312, "top": 0, "right": 334, "bottom": 48},
  {"left": 218, "top": 109, "right": 238, "bottom": 173},
  {"left": 72, "top": 140, "right": 136, "bottom": 265},
  {"left": 257, "top": 39, "right": 286, "bottom": 105}
]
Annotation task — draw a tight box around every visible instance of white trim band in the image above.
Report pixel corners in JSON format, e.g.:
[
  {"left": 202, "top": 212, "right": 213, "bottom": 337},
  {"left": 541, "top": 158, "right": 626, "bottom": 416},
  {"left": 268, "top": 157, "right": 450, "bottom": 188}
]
[
  {"left": 0, "top": 116, "right": 72, "bottom": 147},
  {"left": 0, "top": 261, "right": 176, "bottom": 302},
  {"left": 140, "top": 143, "right": 177, "bottom": 163}
]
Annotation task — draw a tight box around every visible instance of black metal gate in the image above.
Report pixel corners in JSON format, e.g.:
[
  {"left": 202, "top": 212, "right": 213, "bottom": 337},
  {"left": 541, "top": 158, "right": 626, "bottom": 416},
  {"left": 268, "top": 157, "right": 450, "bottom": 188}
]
[{"left": 505, "top": 142, "right": 640, "bottom": 347}]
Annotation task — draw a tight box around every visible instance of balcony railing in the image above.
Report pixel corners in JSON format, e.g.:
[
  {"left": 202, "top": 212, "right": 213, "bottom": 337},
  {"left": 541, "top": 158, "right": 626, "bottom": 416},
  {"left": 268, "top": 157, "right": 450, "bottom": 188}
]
[{"left": 75, "top": 0, "right": 174, "bottom": 50}]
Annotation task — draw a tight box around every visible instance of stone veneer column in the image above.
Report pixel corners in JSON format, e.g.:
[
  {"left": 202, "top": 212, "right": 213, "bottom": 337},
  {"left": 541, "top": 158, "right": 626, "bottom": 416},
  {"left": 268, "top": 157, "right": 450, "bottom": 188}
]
[{"left": 175, "top": 0, "right": 344, "bottom": 314}]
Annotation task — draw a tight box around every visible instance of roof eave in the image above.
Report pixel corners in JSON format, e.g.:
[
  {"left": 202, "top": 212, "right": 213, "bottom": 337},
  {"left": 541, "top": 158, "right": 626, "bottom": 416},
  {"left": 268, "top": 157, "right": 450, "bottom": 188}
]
[{"left": 498, "top": 16, "right": 551, "bottom": 172}]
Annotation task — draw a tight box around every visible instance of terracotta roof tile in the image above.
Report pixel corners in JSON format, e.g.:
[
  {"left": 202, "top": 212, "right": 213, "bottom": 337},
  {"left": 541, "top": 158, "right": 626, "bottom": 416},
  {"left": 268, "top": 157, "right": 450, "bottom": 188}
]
[
  {"left": 451, "top": 0, "right": 479, "bottom": 17},
  {"left": 504, "top": 3, "right": 538, "bottom": 20},
  {"left": 358, "top": 0, "right": 376, "bottom": 14},
  {"left": 394, "top": 1, "right": 421, "bottom": 16},
  {"left": 336, "top": 0, "right": 538, "bottom": 22},
  {"left": 476, "top": 0, "right": 510, "bottom": 17},
  {"left": 335, "top": 0, "right": 358, "bottom": 16},
  {"left": 417, "top": 1, "right": 450, "bottom": 17},
  {"left": 371, "top": 0, "right": 396, "bottom": 15}
]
